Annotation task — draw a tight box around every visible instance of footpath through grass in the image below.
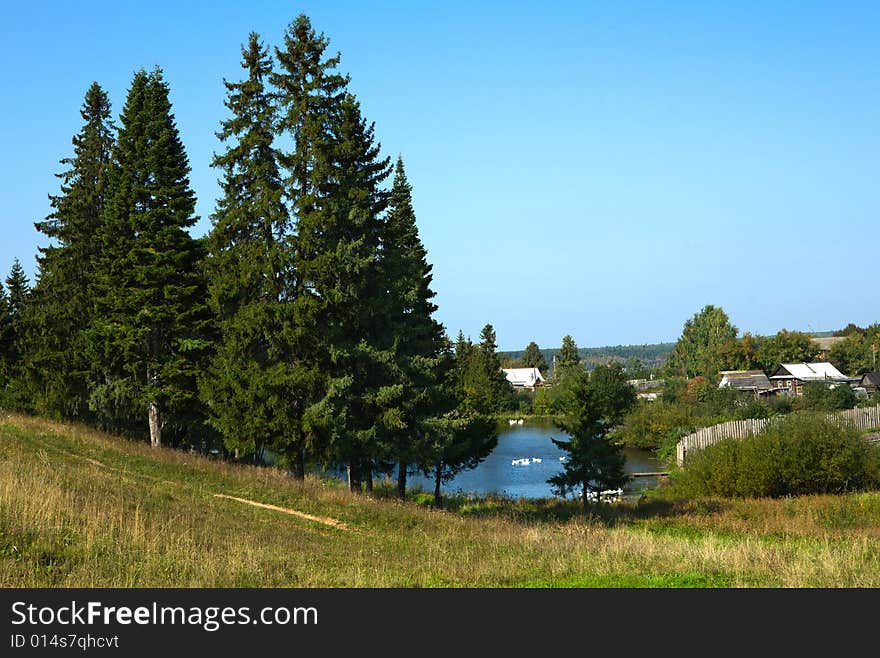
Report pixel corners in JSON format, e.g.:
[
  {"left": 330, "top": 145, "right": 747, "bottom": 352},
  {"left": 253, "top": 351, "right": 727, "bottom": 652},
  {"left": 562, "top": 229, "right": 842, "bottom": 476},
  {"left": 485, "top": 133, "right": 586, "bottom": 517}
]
[{"left": 2, "top": 413, "right": 880, "bottom": 587}]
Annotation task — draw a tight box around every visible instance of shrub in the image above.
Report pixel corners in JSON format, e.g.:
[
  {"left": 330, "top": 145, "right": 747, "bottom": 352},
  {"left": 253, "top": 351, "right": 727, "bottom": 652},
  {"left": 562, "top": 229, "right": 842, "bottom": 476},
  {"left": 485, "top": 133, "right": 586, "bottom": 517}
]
[
  {"left": 615, "top": 400, "right": 697, "bottom": 451},
  {"left": 797, "top": 381, "right": 857, "bottom": 412},
  {"left": 670, "top": 413, "right": 880, "bottom": 498}
]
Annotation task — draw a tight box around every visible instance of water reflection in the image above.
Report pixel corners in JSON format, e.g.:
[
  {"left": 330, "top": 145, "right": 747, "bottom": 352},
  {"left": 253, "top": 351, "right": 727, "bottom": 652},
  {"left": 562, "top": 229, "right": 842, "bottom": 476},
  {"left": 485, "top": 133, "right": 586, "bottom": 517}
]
[{"left": 409, "top": 421, "right": 665, "bottom": 500}]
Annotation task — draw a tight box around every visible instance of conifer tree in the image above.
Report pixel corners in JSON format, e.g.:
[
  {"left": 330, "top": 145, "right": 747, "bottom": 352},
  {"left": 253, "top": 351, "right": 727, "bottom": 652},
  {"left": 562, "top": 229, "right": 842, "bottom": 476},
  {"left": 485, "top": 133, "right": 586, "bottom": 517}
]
[
  {"left": 0, "top": 281, "right": 13, "bottom": 392},
  {"left": 0, "top": 260, "right": 30, "bottom": 409},
  {"left": 476, "top": 323, "right": 514, "bottom": 412},
  {"left": 548, "top": 364, "right": 635, "bottom": 510},
  {"left": 272, "top": 14, "right": 349, "bottom": 219},
  {"left": 422, "top": 333, "right": 498, "bottom": 507},
  {"left": 88, "top": 68, "right": 211, "bottom": 446},
  {"left": 522, "top": 341, "right": 547, "bottom": 372},
  {"left": 556, "top": 335, "right": 581, "bottom": 372},
  {"left": 202, "top": 33, "right": 318, "bottom": 475},
  {"left": 5, "top": 259, "right": 30, "bottom": 322},
  {"left": 379, "top": 157, "right": 447, "bottom": 497},
  {"left": 25, "top": 82, "right": 114, "bottom": 418},
  {"left": 296, "top": 93, "right": 393, "bottom": 492}
]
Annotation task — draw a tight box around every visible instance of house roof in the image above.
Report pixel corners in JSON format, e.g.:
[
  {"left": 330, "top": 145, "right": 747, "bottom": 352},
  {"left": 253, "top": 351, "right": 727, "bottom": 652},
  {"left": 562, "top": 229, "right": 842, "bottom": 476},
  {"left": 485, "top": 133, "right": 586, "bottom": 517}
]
[
  {"left": 769, "top": 362, "right": 847, "bottom": 381},
  {"left": 502, "top": 367, "right": 545, "bottom": 387},
  {"left": 718, "top": 370, "right": 772, "bottom": 391},
  {"left": 860, "top": 372, "right": 880, "bottom": 387}
]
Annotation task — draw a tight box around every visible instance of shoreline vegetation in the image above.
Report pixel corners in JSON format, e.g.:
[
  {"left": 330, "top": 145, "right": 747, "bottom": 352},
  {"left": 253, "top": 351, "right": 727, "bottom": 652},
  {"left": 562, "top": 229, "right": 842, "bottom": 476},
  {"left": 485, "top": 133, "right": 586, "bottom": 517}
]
[{"left": 5, "top": 412, "right": 880, "bottom": 588}]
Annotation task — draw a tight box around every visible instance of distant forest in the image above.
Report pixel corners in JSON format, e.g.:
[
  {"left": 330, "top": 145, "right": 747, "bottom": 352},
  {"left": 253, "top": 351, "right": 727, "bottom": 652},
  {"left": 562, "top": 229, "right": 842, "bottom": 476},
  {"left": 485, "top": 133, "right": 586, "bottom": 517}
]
[{"left": 503, "top": 342, "right": 675, "bottom": 371}]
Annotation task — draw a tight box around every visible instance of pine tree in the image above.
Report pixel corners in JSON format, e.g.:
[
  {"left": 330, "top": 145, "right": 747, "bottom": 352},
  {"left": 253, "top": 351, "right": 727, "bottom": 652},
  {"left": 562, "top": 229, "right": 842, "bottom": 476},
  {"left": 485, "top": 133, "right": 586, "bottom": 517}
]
[
  {"left": 548, "top": 364, "right": 635, "bottom": 510},
  {"left": 25, "top": 82, "right": 114, "bottom": 418},
  {"left": 88, "top": 68, "right": 211, "bottom": 446},
  {"left": 477, "top": 323, "right": 513, "bottom": 412},
  {"left": 296, "top": 93, "right": 393, "bottom": 492},
  {"left": 0, "top": 281, "right": 12, "bottom": 391},
  {"left": 272, "top": 14, "right": 349, "bottom": 219},
  {"left": 555, "top": 334, "right": 581, "bottom": 379},
  {"left": 422, "top": 333, "right": 498, "bottom": 507},
  {"left": 380, "top": 157, "right": 447, "bottom": 497},
  {"left": 522, "top": 341, "right": 547, "bottom": 372},
  {"left": 202, "top": 33, "right": 318, "bottom": 475},
  {"left": 4, "top": 258, "right": 30, "bottom": 367},
  {"left": 0, "top": 260, "right": 30, "bottom": 409}
]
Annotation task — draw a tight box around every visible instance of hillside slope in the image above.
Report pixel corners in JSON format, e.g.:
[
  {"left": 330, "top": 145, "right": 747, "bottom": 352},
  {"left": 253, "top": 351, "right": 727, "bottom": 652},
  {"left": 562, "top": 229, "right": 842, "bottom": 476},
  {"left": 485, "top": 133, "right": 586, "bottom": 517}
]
[{"left": 2, "top": 413, "right": 880, "bottom": 587}]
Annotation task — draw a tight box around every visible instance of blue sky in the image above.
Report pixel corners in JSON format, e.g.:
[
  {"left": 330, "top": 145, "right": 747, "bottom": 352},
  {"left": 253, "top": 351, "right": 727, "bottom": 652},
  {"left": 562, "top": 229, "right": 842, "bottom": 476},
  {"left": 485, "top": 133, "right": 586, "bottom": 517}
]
[{"left": 1, "top": 2, "right": 878, "bottom": 351}]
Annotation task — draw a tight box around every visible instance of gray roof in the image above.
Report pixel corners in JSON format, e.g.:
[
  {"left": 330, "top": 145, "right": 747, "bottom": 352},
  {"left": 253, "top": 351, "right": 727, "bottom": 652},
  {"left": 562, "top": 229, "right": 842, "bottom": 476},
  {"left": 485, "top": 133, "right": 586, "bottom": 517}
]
[
  {"left": 718, "top": 370, "right": 772, "bottom": 391},
  {"left": 860, "top": 372, "right": 880, "bottom": 387}
]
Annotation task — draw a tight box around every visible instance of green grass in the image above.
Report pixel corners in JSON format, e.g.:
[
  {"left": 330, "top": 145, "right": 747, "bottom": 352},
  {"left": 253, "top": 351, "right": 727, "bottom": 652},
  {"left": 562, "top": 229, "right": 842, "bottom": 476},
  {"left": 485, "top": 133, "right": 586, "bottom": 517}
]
[{"left": 3, "top": 412, "right": 880, "bottom": 587}]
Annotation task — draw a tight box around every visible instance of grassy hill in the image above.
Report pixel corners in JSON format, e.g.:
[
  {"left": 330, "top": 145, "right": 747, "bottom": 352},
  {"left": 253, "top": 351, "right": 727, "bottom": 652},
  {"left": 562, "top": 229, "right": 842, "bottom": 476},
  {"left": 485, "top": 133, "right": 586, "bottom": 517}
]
[{"left": 3, "top": 412, "right": 880, "bottom": 587}]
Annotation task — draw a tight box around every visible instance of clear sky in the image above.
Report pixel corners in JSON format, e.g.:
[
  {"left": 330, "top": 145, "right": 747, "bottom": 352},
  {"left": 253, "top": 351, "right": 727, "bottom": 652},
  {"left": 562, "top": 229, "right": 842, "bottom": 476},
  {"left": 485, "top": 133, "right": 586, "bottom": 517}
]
[{"left": 2, "top": 2, "right": 878, "bottom": 351}]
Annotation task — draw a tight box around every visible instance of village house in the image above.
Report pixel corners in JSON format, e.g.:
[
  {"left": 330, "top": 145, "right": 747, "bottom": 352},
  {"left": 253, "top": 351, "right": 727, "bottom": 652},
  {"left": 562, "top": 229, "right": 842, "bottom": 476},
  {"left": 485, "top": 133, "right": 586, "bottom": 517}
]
[
  {"left": 811, "top": 336, "right": 846, "bottom": 360},
  {"left": 768, "top": 362, "right": 857, "bottom": 397},
  {"left": 717, "top": 370, "right": 774, "bottom": 397},
  {"left": 502, "top": 367, "right": 545, "bottom": 390},
  {"left": 859, "top": 372, "right": 880, "bottom": 397}
]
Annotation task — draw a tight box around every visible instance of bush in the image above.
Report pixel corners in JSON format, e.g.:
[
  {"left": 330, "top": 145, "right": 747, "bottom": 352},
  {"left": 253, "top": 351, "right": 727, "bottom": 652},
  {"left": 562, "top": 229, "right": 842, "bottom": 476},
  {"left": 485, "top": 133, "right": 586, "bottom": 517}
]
[
  {"left": 670, "top": 413, "right": 880, "bottom": 498},
  {"left": 615, "top": 400, "right": 697, "bottom": 452},
  {"left": 797, "top": 381, "right": 857, "bottom": 412}
]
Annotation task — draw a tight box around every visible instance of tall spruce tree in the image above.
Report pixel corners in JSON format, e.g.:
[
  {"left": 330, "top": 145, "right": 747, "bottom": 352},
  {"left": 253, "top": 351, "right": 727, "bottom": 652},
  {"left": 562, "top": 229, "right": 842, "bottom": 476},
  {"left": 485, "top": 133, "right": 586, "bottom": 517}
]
[
  {"left": 477, "top": 323, "right": 513, "bottom": 412},
  {"left": 0, "top": 280, "right": 13, "bottom": 393},
  {"left": 272, "top": 14, "right": 349, "bottom": 220},
  {"left": 202, "top": 33, "right": 318, "bottom": 475},
  {"left": 24, "top": 82, "right": 114, "bottom": 418},
  {"left": 296, "top": 93, "right": 393, "bottom": 492},
  {"left": 380, "top": 157, "right": 447, "bottom": 497},
  {"left": 0, "top": 260, "right": 30, "bottom": 409},
  {"left": 88, "top": 68, "right": 211, "bottom": 446},
  {"left": 5, "top": 259, "right": 30, "bottom": 323},
  {"left": 556, "top": 335, "right": 581, "bottom": 373}
]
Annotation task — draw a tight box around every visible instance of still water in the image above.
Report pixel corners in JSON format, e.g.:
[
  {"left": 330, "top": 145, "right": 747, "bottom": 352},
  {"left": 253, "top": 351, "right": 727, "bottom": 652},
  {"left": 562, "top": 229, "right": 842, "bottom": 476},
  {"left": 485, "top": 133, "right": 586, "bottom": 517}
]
[{"left": 410, "top": 420, "right": 665, "bottom": 500}]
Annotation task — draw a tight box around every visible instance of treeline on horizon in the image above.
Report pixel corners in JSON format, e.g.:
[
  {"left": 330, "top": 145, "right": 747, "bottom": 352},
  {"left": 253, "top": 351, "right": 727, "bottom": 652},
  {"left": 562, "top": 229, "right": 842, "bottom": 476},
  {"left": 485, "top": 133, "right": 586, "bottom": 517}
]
[
  {"left": 503, "top": 317, "right": 879, "bottom": 383},
  {"left": 502, "top": 342, "right": 674, "bottom": 374},
  {"left": 0, "top": 14, "right": 529, "bottom": 502}
]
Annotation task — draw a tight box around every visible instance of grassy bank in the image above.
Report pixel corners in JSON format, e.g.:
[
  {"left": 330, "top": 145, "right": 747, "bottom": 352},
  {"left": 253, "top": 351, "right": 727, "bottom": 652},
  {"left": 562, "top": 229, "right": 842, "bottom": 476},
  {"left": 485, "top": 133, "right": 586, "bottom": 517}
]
[{"left": 2, "top": 412, "right": 880, "bottom": 587}]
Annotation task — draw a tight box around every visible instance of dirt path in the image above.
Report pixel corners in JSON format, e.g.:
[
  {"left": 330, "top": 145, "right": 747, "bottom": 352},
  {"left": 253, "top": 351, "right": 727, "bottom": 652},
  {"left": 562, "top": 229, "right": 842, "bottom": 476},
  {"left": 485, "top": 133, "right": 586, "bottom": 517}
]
[
  {"left": 52, "top": 442, "right": 352, "bottom": 532},
  {"left": 212, "top": 493, "right": 352, "bottom": 531}
]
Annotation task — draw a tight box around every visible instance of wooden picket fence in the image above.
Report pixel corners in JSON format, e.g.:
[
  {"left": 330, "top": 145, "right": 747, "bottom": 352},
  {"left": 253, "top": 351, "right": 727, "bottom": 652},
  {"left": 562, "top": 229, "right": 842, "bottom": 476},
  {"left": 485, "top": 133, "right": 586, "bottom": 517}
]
[{"left": 675, "top": 405, "right": 880, "bottom": 467}]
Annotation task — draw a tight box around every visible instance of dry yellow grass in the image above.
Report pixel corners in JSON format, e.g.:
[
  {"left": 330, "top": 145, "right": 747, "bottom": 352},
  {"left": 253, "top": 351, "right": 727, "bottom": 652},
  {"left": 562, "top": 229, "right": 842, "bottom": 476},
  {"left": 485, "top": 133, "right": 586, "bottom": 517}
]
[{"left": 2, "top": 412, "right": 880, "bottom": 587}]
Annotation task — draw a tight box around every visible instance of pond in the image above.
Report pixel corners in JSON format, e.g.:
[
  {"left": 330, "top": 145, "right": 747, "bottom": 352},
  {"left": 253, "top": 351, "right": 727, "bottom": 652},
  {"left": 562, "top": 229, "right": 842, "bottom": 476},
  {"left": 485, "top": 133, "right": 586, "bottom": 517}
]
[{"left": 409, "top": 420, "right": 665, "bottom": 501}]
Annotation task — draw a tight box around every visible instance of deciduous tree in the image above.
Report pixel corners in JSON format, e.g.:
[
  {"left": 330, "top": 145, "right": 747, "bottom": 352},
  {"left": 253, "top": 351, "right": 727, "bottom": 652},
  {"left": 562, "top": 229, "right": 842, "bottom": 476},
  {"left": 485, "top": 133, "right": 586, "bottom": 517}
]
[{"left": 665, "top": 305, "right": 738, "bottom": 379}]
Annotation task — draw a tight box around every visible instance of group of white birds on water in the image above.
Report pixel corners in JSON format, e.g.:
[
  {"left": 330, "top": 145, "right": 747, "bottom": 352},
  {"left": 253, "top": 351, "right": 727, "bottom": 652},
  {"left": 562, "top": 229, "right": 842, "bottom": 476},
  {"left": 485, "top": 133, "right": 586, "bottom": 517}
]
[{"left": 511, "top": 456, "right": 566, "bottom": 466}]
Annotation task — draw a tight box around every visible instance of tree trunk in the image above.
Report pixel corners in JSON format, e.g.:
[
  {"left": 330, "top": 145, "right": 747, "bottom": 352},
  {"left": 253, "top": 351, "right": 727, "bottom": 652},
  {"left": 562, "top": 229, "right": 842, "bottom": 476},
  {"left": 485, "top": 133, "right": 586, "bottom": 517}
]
[
  {"left": 148, "top": 401, "right": 161, "bottom": 448},
  {"left": 289, "top": 449, "right": 305, "bottom": 481},
  {"left": 434, "top": 462, "right": 443, "bottom": 508},
  {"left": 347, "top": 462, "right": 362, "bottom": 493},
  {"left": 397, "top": 461, "right": 407, "bottom": 499},
  {"left": 582, "top": 485, "right": 589, "bottom": 512},
  {"left": 364, "top": 461, "right": 373, "bottom": 494}
]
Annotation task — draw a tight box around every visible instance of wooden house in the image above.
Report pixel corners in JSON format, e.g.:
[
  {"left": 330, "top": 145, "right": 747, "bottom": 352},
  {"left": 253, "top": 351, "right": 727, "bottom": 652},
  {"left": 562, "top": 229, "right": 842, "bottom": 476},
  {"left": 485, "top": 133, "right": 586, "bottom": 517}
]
[
  {"left": 502, "top": 367, "right": 546, "bottom": 390},
  {"left": 768, "top": 362, "right": 854, "bottom": 396},
  {"left": 859, "top": 373, "right": 880, "bottom": 397},
  {"left": 718, "top": 370, "right": 773, "bottom": 397}
]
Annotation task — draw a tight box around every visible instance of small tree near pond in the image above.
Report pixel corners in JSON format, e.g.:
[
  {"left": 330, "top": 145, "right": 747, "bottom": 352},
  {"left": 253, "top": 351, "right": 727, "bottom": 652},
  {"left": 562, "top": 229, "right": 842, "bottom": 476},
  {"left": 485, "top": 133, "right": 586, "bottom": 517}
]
[{"left": 548, "top": 363, "right": 636, "bottom": 509}]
